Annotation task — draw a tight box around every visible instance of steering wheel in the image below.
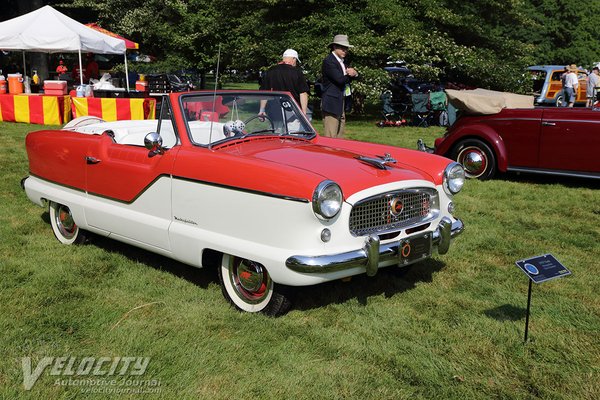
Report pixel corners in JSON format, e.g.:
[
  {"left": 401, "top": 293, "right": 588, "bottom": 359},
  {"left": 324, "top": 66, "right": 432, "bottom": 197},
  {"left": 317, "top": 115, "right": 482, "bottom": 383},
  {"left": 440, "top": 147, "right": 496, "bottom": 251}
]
[{"left": 243, "top": 114, "right": 275, "bottom": 134}]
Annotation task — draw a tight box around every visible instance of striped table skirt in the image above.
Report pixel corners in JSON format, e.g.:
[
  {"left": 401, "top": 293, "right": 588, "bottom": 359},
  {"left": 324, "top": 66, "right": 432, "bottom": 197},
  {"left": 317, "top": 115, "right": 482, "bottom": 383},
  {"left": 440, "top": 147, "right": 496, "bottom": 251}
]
[{"left": 0, "top": 94, "right": 71, "bottom": 125}]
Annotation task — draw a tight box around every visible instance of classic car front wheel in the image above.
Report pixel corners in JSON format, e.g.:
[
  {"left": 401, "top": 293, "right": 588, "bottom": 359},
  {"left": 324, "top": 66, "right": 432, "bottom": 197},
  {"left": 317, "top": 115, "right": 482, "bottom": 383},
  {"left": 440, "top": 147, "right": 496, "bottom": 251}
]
[
  {"left": 452, "top": 139, "right": 496, "bottom": 180},
  {"left": 219, "top": 255, "right": 291, "bottom": 316},
  {"left": 49, "top": 201, "right": 88, "bottom": 245}
]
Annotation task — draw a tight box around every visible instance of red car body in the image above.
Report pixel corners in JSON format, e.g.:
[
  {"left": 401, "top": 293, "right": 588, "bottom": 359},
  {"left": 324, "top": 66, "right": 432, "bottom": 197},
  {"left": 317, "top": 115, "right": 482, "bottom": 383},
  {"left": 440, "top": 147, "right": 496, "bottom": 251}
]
[
  {"left": 23, "top": 90, "right": 466, "bottom": 316},
  {"left": 431, "top": 107, "right": 600, "bottom": 180}
]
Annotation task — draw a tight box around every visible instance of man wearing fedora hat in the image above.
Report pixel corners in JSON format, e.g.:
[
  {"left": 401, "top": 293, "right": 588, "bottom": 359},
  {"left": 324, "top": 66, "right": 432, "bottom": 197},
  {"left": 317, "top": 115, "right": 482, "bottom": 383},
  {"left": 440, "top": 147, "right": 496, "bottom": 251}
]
[{"left": 321, "top": 34, "right": 358, "bottom": 137}]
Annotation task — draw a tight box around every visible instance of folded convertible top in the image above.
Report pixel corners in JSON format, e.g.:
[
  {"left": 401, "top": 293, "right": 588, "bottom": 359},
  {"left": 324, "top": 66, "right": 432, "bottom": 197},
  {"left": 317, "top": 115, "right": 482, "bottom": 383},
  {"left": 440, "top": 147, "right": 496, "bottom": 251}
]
[{"left": 445, "top": 88, "right": 534, "bottom": 115}]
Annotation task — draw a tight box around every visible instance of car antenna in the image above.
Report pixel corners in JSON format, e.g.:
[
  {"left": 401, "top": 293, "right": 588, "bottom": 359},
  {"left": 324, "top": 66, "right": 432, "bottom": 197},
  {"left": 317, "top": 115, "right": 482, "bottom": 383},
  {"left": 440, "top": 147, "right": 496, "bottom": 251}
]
[{"left": 208, "top": 44, "right": 221, "bottom": 150}]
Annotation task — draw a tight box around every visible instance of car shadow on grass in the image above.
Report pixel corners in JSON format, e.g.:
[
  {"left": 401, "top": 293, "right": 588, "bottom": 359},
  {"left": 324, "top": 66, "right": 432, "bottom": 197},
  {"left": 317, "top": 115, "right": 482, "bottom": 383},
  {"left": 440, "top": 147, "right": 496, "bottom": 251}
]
[
  {"left": 502, "top": 172, "right": 599, "bottom": 189},
  {"left": 91, "top": 234, "right": 219, "bottom": 289},
  {"left": 291, "top": 259, "right": 446, "bottom": 311}
]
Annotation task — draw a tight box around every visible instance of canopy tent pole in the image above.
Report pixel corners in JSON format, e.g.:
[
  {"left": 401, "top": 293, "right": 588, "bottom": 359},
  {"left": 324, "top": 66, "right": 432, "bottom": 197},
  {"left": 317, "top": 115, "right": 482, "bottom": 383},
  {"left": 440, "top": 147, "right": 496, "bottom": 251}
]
[
  {"left": 22, "top": 51, "right": 26, "bottom": 76},
  {"left": 124, "top": 53, "right": 130, "bottom": 91},
  {"left": 78, "top": 48, "right": 84, "bottom": 86}
]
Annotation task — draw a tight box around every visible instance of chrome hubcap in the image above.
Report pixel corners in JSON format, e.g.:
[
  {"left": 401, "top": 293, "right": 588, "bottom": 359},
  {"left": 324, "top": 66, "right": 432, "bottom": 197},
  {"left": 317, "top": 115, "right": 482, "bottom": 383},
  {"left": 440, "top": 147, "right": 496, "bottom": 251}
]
[
  {"left": 56, "top": 205, "right": 77, "bottom": 238},
  {"left": 458, "top": 147, "right": 487, "bottom": 178},
  {"left": 231, "top": 258, "right": 270, "bottom": 304}
]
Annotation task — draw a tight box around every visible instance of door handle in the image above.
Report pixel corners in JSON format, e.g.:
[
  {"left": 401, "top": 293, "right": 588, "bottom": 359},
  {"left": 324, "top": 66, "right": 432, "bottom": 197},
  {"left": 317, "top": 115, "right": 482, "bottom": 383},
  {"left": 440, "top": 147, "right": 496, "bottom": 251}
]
[
  {"left": 85, "top": 156, "right": 101, "bottom": 164},
  {"left": 542, "top": 121, "right": 556, "bottom": 126}
]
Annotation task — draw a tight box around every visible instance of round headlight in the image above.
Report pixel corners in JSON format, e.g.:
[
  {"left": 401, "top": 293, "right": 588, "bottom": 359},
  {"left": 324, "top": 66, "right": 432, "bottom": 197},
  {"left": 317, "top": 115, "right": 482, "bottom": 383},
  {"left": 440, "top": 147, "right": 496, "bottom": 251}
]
[
  {"left": 312, "top": 180, "right": 343, "bottom": 219},
  {"left": 443, "top": 162, "right": 465, "bottom": 195}
]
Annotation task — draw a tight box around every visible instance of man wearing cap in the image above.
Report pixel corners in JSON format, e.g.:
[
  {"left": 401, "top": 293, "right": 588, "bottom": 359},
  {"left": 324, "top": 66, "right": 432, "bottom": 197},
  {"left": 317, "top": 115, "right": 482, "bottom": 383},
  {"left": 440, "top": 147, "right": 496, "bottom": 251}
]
[
  {"left": 259, "top": 49, "right": 309, "bottom": 114},
  {"left": 321, "top": 34, "right": 358, "bottom": 138}
]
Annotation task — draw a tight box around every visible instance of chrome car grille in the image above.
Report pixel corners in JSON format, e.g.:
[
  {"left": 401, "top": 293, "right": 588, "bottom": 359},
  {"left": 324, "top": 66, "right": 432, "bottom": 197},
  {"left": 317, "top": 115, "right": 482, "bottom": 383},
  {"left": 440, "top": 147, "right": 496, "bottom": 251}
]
[{"left": 349, "top": 188, "right": 439, "bottom": 236}]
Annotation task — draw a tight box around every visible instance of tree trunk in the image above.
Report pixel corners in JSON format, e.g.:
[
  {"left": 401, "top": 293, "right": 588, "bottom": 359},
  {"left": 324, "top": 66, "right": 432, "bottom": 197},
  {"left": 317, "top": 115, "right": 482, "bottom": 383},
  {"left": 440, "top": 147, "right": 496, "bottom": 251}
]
[{"left": 352, "top": 92, "right": 365, "bottom": 114}]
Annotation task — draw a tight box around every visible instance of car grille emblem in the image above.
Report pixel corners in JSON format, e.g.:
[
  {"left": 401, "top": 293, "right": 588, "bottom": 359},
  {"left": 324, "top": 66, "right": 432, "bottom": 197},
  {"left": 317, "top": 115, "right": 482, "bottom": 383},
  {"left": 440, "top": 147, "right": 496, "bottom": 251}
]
[{"left": 390, "top": 197, "right": 404, "bottom": 217}]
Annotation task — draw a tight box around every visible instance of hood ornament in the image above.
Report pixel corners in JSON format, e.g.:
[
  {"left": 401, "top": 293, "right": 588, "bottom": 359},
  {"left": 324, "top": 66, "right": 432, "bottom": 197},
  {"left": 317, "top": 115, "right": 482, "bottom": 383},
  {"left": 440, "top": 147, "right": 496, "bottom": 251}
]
[{"left": 356, "top": 153, "right": 397, "bottom": 170}]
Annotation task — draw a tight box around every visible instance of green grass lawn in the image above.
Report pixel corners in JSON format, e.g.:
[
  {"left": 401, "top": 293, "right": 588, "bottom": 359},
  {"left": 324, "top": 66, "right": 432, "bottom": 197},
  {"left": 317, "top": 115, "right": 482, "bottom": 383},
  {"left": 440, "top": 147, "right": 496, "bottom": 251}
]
[{"left": 1, "top": 116, "right": 599, "bottom": 399}]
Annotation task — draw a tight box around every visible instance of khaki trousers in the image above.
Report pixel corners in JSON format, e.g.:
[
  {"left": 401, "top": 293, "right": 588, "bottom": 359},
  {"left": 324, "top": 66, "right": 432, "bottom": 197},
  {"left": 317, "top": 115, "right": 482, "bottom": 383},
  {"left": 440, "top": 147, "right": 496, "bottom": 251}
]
[{"left": 322, "top": 111, "right": 346, "bottom": 138}]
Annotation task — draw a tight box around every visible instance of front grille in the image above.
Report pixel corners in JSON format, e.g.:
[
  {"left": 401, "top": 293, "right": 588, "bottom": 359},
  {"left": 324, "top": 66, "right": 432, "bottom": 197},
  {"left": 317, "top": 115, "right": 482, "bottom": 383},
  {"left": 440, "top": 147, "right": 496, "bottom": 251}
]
[{"left": 349, "top": 188, "right": 438, "bottom": 236}]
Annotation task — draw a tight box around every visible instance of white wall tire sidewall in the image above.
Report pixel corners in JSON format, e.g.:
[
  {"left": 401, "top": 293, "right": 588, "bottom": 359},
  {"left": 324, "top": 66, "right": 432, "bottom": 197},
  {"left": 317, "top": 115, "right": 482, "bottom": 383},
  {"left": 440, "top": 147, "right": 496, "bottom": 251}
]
[
  {"left": 220, "top": 254, "right": 274, "bottom": 313},
  {"left": 49, "top": 201, "right": 80, "bottom": 245}
]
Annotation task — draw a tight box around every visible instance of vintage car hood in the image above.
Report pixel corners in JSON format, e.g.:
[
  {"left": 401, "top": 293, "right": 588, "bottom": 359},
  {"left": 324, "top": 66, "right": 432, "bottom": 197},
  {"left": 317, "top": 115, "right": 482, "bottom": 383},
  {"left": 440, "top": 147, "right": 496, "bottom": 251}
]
[{"left": 217, "top": 137, "right": 438, "bottom": 197}]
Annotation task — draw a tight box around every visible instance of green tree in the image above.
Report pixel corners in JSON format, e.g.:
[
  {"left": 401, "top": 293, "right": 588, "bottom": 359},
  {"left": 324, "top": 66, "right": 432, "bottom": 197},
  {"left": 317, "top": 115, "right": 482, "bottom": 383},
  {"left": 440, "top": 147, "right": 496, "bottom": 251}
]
[
  {"left": 40, "top": 0, "right": 600, "bottom": 109},
  {"left": 522, "top": 0, "right": 600, "bottom": 66}
]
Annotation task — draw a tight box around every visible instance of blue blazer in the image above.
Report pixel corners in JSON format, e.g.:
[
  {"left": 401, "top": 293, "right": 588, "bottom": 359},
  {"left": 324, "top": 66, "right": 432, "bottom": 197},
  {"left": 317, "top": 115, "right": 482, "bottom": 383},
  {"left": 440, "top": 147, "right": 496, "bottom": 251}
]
[{"left": 321, "top": 53, "right": 352, "bottom": 117}]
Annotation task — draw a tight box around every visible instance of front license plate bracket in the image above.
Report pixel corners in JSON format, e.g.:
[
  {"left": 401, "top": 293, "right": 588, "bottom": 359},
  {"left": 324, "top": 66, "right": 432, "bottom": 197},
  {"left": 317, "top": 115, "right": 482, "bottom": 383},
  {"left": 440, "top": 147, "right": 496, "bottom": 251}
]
[{"left": 399, "top": 233, "right": 432, "bottom": 265}]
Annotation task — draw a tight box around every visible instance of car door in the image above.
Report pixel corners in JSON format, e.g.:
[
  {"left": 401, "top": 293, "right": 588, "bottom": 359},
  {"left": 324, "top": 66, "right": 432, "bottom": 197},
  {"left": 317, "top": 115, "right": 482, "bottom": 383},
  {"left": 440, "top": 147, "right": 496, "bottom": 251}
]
[
  {"left": 485, "top": 108, "right": 543, "bottom": 168},
  {"left": 538, "top": 108, "right": 600, "bottom": 173},
  {"left": 84, "top": 102, "right": 179, "bottom": 251}
]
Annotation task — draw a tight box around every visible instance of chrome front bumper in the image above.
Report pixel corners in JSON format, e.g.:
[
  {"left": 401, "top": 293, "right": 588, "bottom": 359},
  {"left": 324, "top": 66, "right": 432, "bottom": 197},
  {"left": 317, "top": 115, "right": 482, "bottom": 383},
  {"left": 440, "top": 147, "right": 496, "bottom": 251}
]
[{"left": 285, "top": 217, "right": 464, "bottom": 276}]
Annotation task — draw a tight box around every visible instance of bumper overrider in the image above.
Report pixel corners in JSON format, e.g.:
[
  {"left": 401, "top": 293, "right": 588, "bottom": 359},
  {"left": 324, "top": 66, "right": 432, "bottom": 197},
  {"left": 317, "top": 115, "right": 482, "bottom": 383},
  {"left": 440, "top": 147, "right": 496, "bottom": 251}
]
[{"left": 286, "top": 217, "right": 464, "bottom": 276}]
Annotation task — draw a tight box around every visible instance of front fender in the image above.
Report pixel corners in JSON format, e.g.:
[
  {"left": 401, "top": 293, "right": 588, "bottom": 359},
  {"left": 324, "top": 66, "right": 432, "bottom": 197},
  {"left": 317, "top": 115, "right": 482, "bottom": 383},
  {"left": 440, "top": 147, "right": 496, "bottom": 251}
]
[{"left": 436, "top": 123, "right": 508, "bottom": 172}]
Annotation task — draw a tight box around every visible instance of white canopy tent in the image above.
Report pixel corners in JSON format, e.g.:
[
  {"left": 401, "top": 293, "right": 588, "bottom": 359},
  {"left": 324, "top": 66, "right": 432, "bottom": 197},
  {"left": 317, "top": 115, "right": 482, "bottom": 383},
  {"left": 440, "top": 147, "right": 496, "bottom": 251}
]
[{"left": 0, "top": 5, "right": 130, "bottom": 89}]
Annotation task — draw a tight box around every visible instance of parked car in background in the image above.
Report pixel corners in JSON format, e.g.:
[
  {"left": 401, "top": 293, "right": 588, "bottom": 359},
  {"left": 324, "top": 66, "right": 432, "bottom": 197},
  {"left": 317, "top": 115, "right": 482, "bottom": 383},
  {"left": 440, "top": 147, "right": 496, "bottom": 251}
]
[
  {"left": 23, "top": 90, "right": 465, "bottom": 316},
  {"left": 419, "top": 106, "right": 600, "bottom": 180},
  {"left": 528, "top": 65, "right": 587, "bottom": 106}
]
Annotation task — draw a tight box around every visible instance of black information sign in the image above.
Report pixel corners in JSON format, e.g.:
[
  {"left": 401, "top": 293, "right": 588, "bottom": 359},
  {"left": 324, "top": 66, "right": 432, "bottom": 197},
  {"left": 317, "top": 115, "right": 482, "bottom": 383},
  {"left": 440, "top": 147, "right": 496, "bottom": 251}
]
[
  {"left": 515, "top": 253, "right": 571, "bottom": 342},
  {"left": 515, "top": 253, "right": 571, "bottom": 283}
]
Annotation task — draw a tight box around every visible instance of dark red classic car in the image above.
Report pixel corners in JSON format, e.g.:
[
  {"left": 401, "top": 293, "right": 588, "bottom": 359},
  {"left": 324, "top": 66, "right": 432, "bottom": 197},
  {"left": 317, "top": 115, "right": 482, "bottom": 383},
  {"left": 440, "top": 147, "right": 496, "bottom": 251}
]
[{"left": 420, "top": 106, "right": 600, "bottom": 180}]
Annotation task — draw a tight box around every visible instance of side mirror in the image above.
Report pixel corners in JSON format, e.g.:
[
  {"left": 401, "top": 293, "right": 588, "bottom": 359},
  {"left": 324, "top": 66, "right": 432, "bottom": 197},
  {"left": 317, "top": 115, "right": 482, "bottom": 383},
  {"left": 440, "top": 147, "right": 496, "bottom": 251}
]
[{"left": 144, "top": 132, "right": 164, "bottom": 157}]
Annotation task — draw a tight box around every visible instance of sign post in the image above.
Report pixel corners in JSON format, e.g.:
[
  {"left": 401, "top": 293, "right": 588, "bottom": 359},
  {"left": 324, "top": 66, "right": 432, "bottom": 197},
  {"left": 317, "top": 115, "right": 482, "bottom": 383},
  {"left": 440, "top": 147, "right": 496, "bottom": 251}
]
[{"left": 515, "top": 254, "right": 571, "bottom": 343}]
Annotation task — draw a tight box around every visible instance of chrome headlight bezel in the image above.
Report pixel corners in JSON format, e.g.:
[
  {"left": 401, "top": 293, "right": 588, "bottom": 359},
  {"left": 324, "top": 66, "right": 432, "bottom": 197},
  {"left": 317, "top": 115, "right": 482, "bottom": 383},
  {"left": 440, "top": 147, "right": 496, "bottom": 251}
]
[
  {"left": 312, "top": 180, "right": 343, "bottom": 220},
  {"left": 443, "top": 162, "right": 465, "bottom": 195}
]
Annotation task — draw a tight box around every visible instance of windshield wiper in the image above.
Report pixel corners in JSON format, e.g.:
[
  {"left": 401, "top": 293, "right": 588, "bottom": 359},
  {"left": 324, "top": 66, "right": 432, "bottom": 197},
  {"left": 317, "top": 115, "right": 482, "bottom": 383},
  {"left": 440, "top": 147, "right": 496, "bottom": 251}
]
[
  {"left": 283, "top": 131, "right": 315, "bottom": 136},
  {"left": 248, "top": 129, "right": 275, "bottom": 134},
  {"left": 239, "top": 129, "right": 276, "bottom": 138}
]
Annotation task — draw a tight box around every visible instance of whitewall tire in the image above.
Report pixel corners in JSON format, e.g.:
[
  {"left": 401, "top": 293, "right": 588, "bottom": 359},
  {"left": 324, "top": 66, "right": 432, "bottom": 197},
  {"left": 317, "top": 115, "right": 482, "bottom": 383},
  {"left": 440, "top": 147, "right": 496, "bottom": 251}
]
[
  {"left": 219, "top": 254, "right": 291, "bottom": 316},
  {"left": 49, "top": 201, "right": 87, "bottom": 245}
]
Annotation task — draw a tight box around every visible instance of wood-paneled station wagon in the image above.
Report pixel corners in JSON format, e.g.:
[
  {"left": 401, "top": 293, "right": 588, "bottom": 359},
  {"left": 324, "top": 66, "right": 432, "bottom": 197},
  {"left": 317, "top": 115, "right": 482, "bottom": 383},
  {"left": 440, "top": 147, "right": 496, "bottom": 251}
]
[{"left": 23, "top": 90, "right": 465, "bottom": 316}]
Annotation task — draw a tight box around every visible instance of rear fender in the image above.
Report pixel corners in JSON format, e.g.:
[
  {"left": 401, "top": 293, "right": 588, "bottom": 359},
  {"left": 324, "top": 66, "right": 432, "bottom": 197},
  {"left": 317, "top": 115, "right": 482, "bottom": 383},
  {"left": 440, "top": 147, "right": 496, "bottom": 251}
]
[{"left": 437, "top": 124, "right": 508, "bottom": 172}]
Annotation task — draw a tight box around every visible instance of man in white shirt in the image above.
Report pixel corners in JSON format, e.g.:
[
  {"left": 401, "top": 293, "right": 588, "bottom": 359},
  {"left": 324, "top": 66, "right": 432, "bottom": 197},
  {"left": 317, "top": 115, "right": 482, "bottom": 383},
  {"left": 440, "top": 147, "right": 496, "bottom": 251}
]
[{"left": 564, "top": 64, "right": 579, "bottom": 107}]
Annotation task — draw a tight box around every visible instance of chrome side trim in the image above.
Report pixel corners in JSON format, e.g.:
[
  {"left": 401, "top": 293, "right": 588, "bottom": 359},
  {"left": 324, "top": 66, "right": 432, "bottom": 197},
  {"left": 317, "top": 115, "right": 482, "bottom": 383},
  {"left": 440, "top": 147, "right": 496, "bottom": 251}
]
[
  {"left": 285, "top": 218, "right": 464, "bottom": 275},
  {"left": 506, "top": 167, "right": 600, "bottom": 180}
]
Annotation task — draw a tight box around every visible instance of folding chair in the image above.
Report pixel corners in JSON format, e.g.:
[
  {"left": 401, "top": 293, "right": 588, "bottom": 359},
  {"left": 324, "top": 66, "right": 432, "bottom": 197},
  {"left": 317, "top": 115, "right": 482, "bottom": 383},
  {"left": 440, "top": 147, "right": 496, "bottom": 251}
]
[
  {"left": 429, "top": 91, "right": 448, "bottom": 126},
  {"left": 410, "top": 92, "right": 431, "bottom": 127}
]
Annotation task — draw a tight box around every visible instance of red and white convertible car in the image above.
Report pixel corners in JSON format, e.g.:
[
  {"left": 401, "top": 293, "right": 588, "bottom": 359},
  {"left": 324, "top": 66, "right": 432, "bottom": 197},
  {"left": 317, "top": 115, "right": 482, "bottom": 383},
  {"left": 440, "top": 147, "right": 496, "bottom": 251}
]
[{"left": 23, "top": 91, "right": 465, "bottom": 316}]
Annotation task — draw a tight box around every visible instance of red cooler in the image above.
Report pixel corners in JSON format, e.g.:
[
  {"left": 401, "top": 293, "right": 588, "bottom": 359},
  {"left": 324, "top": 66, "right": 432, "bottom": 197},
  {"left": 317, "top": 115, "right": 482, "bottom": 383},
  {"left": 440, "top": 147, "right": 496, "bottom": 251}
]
[
  {"left": 135, "top": 80, "right": 148, "bottom": 92},
  {"left": 43, "top": 80, "right": 67, "bottom": 95}
]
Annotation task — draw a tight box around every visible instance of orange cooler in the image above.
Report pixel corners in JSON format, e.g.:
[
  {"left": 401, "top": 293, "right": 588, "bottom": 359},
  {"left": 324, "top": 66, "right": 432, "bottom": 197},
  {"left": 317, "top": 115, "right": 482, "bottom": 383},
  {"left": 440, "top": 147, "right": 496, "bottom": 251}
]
[
  {"left": 0, "top": 78, "right": 6, "bottom": 94},
  {"left": 8, "top": 73, "right": 23, "bottom": 94}
]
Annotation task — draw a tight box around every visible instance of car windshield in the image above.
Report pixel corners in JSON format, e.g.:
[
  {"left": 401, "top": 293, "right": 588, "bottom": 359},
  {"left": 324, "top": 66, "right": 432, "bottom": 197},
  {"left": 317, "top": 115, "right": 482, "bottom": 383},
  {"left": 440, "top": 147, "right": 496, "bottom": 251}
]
[{"left": 181, "top": 92, "right": 315, "bottom": 146}]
